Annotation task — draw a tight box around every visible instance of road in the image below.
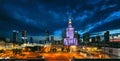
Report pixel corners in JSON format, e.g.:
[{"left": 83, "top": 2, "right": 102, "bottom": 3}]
[
  {"left": 40, "top": 52, "right": 86, "bottom": 61},
  {"left": 0, "top": 45, "right": 110, "bottom": 61}
]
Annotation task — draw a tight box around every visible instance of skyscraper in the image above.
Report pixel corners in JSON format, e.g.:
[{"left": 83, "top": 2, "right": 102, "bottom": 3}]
[
  {"left": 21, "top": 30, "right": 27, "bottom": 44},
  {"left": 74, "top": 31, "right": 80, "bottom": 44},
  {"left": 13, "top": 30, "right": 18, "bottom": 44},
  {"left": 95, "top": 35, "right": 101, "bottom": 43},
  {"left": 104, "top": 31, "right": 110, "bottom": 43},
  {"left": 62, "top": 29, "right": 66, "bottom": 44},
  {"left": 74, "top": 31, "right": 78, "bottom": 39},
  {"left": 91, "top": 37, "right": 95, "bottom": 43},
  {"left": 64, "top": 19, "right": 78, "bottom": 46},
  {"left": 46, "top": 30, "right": 49, "bottom": 43},
  {"left": 83, "top": 33, "right": 90, "bottom": 44},
  {"left": 51, "top": 35, "right": 54, "bottom": 44},
  {"left": 30, "top": 37, "right": 33, "bottom": 44}
]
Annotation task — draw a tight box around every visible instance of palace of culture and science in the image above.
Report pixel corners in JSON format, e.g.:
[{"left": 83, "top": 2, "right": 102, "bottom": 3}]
[{"left": 64, "top": 19, "right": 78, "bottom": 46}]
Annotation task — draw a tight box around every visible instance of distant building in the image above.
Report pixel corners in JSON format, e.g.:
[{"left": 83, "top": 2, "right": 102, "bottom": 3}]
[
  {"left": 104, "top": 31, "right": 110, "bottom": 43},
  {"left": 13, "top": 30, "right": 18, "bottom": 44},
  {"left": 95, "top": 35, "right": 101, "bottom": 43},
  {"left": 74, "top": 31, "right": 78, "bottom": 39},
  {"left": 110, "top": 35, "right": 120, "bottom": 42},
  {"left": 74, "top": 31, "right": 80, "bottom": 44},
  {"left": 102, "top": 47, "right": 120, "bottom": 59},
  {"left": 83, "top": 33, "right": 90, "bottom": 44},
  {"left": 91, "top": 37, "right": 95, "bottom": 43},
  {"left": 51, "top": 35, "right": 54, "bottom": 44},
  {"left": 30, "top": 37, "right": 33, "bottom": 44},
  {"left": 46, "top": 30, "right": 49, "bottom": 43},
  {"left": 62, "top": 29, "right": 66, "bottom": 44},
  {"left": 21, "top": 30, "right": 27, "bottom": 44}
]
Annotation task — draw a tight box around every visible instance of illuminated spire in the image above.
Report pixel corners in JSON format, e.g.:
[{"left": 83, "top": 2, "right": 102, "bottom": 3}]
[
  {"left": 68, "top": 18, "right": 72, "bottom": 27},
  {"left": 69, "top": 18, "right": 72, "bottom": 24}
]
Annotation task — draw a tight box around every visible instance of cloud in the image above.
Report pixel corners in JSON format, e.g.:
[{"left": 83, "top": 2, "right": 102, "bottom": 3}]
[
  {"left": 0, "top": 0, "right": 120, "bottom": 40},
  {"left": 86, "top": 0, "right": 102, "bottom": 5},
  {"left": 100, "top": 4, "right": 117, "bottom": 11},
  {"left": 90, "top": 29, "right": 120, "bottom": 37},
  {"left": 86, "top": 11, "right": 120, "bottom": 33},
  {"left": 48, "top": 10, "right": 60, "bottom": 19}
]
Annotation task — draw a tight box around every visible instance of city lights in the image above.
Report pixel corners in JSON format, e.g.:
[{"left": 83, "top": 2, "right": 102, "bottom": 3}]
[{"left": 0, "top": 0, "right": 120, "bottom": 60}]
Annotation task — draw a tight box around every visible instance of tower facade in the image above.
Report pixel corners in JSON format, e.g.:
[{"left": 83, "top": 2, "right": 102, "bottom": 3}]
[
  {"left": 95, "top": 35, "right": 101, "bottom": 43},
  {"left": 62, "top": 29, "right": 66, "bottom": 44},
  {"left": 21, "top": 30, "right": 27, "bottom": 44},
  {"left": 64, "top": 19, "right": 78, "bottom": 46},
  {"left": 46, "top": 30, "right": 49, "bottom": 43},
  {"left": 104, "top": 31, "right": 110, "bottom": 43},
  {"left": 83, "top": 33, "right": 90, "bottom": 44},
  {"left": 74, "top": 31, "right": 80, "bottom": 44},
  {"left": 51, "top": 36, "right": 54, "bottom": 44},
  {"left": 13, "top": 30, "right": 18, "bottom": 44},
  {"left": 30, "top": 37, "right": 33, "bottom": 44}
]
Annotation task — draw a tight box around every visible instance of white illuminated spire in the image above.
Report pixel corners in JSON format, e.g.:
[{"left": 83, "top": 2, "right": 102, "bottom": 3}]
[
  {"left": 68, "top": 18, "right": 72, "bottom": 27},
  {"left": 69, "top": 18, "right": 72, "bottom": 24}
]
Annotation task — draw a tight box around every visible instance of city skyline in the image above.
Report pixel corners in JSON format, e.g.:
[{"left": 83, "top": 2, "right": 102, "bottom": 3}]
[
  {"left": 0, "top": 0, "right": 120, "bottom": 60},
  {"left": 0, "top": 0, "right": 120, "bottom": 39}
]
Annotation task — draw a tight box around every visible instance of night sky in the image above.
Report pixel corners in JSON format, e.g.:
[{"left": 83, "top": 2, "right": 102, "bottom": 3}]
[{"left": 0, "top": 0, "right": 120, "bottom": 39}]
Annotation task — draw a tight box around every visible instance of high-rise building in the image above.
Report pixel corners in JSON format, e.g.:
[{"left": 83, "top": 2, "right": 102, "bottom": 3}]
[
  {"left": 74, "top": 31, "right": 80, "bottom": 44},
  {"left": 95, "top": 35, "right": 101, "bottom": 43},
  {"left": 64, "top": 18, "right": 78, "bottom": 46},
  {"left": 83, "top": 33, "right": 90, "bottom": 44},
  {"left": 13, "top": 30, "right": 18, "bottom": 44},
  {"left": 91, "top": 37, "right": 95, "bottom": 43},
  {"left": 46, "top": 30, "right": 49, "bottom": 43},
  {"left": 104, "top": 31, "right": 110, "bottom": 43},
  {"left": 74, "top": 31, "right": 78, "bottom": 39},
  {"left": 21, "top": 30, "right": 27, "bottom": 44},
  {"left": 51, "top": 36, "right": 54, "bottom": 44},
  {"left": 30, "top": 37, "right": 33, "bottom": 44},
  {"left": 62, "top": 29, "right": 66, "bottom": 44}
]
